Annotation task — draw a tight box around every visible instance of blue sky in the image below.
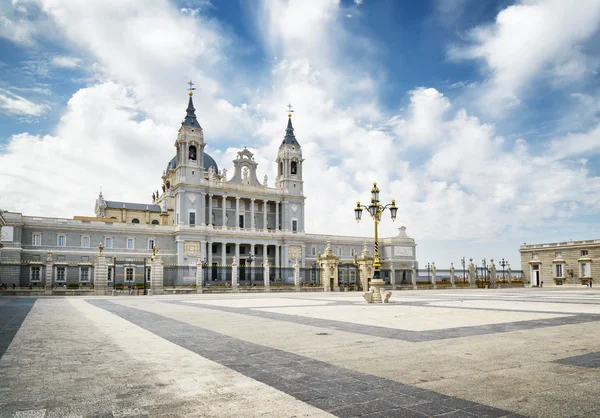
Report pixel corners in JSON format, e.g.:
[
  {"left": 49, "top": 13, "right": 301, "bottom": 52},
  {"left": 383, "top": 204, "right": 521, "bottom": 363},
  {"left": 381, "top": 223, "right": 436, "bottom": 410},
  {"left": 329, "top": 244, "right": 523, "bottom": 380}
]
[{"left": 1, "top": 0, "right": 599, "bottom": 267}]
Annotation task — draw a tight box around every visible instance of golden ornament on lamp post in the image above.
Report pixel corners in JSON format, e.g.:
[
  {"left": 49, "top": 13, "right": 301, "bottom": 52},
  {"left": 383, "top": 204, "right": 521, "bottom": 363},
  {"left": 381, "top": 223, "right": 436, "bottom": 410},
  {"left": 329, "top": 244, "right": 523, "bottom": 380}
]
[{"left": 354, "top": 182, "right": 398, "bottom": 303}]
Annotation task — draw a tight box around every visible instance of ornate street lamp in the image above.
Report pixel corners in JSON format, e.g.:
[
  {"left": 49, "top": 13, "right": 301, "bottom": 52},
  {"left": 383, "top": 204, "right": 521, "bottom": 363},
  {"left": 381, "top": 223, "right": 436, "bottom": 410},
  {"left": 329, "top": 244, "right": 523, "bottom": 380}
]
[
  {"left": 426, "top": 262, "right": 431, "bottom": 285},
  {"left": 499, "top": 258, "right": 507, "bottom": 281},
  {"left": 461, "top": 256, "right": 466, "bottom": 284},
  {"left": 354, "top": 182, "right": 397, "bottom": 299}
]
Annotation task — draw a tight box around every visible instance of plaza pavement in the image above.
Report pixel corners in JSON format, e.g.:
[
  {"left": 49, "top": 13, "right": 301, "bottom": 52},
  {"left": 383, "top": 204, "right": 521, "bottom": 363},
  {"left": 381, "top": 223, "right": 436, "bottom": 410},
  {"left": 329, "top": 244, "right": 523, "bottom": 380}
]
[{"left": 1, "top": 289, "right": 599, "bottom": 417}]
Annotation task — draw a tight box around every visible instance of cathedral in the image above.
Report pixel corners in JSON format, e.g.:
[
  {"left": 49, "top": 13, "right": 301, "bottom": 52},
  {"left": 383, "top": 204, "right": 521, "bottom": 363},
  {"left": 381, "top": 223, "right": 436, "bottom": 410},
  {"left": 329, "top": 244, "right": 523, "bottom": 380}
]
[{"left": 0, "top": 90, "right": 417, "bottom": 287}]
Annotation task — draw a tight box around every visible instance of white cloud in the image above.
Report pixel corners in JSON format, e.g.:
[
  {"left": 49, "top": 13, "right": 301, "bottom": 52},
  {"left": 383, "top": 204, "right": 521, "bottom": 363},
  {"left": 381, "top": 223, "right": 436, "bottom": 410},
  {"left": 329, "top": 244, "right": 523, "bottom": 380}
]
[
  {"left": 389, "top": 88, "right": 451, "bottom": 147},
  {"left": 51, "top": 55, "right": 80, "bottom": 68},
  {"left": 0, "top": 89, "right": 49, "bottom": 116},
  {"left": 548, "top": 123, "right": 600, "bottom": 158},
  {"left": 449, "top": 0, "right": 600, "bottom": 112},
  {"left": 0, "top": 82, "right": 173, "bottom": 216}
]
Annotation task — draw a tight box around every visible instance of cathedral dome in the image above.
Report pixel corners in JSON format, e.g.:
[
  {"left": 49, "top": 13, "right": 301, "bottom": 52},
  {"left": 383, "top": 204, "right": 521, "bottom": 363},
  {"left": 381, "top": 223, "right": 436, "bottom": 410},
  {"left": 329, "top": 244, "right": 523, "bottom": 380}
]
[{"left": 166, "top": 153, "right": 218, "bottom": 173}]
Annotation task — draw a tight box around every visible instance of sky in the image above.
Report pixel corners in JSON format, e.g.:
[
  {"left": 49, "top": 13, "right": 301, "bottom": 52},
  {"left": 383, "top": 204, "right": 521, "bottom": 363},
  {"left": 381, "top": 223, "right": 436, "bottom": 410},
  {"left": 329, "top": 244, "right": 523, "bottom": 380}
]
[{"left": 1, "top": 0, "right": 599, "bottom": 269}]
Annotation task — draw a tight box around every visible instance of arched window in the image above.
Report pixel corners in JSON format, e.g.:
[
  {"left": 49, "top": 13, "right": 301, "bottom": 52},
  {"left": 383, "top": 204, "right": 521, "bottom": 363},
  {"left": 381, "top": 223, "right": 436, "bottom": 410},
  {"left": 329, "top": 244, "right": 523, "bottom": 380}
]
[
  {"left": 151, "top": 220, "right": 159, "bottom": 225},
  {"left": 291, "top": 161, "right": 297, "bottom": 175},
  {"left": 132, "top": 218, "right": 140, "bottom": 224},
  {"left": 189, "top": 145, "right": 197, "bottom": 161}
]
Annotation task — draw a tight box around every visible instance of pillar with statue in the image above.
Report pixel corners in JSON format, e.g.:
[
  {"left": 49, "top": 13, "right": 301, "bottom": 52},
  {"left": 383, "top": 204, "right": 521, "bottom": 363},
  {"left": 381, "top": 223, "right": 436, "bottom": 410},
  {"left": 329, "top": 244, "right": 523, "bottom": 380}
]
[
  {"left": 94, "top": 242, "right": 109, "bottom": 296},
  {"left": 411, "top": 262, "right": 417, "bottom": 289},
  {"left": 489, "top": 258, "right": 497, "bottom": 288},
  {"left": 356, "top": 242, "right": 374, "bottom": 292},
  {"left": 449, "top": 262, "right": 456, "bottom": 288},
  {"left": 468, "top": 258, "right": 476, "bottom": 288},
  {"left": 45, "top": 251, "right": 53, "bottom": 295},
  {"left": 150, "top": 245, "right": 164, "bottom": 295}
]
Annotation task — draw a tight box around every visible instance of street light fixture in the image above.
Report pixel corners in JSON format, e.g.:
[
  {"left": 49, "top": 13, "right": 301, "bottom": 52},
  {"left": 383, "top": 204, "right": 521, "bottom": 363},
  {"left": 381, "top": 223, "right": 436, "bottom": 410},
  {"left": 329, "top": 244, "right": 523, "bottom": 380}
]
[
  {"left": 426, "top": 262, "right": 431, "bottom": 285},
  {"left": 499, "top": 258, "right": 507, "bottom": 281},
  {"left": 354, "top": 182, "right": 397, "bottom": 300}
]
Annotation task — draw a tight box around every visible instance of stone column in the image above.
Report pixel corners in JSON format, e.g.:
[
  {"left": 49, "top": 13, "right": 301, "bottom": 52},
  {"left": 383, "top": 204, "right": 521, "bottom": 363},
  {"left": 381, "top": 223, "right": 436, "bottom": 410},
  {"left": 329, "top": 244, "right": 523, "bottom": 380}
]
[
  {"left": 45, "top": 252, "right": 53, "bottom": 295},
  {"left": 276, "top": 245, "right": 281, "bottom": 267},
  {"left": 489, "top": 259, "right": 497, "bottom": 288},
  {"left": 275, "top": 201, "right": 279, "bottom": 230},
  {"left": 231, "top": 257, "right": 238, "bottom": 293},
  {"left": 150, "top": 257, "right": 164, "bottom": 295},
  {"left": 235, "top": 197, "right": 240, "bottom": 230},
  {"left": 411, "top": 263, "right": 417, "bottom": 289},
  {"left": 450, "top": 263, "right": 456, "bottom": 288},
  {"left": 264, "top": 261, "right": 271, "bottom": 291},
  {"left": 390, "top": 263, "right": 395, "bottom": 288},
  {"left": 431, "top": 262, "right": 437, "bottom": 289},
  {"left": 263, "top": 200, "right": 268, "bottom": 231},
  {"left": 200, "top": 240, "right": 206, "bottom": 263},
  {"left": 221, "top": 242, "right": 226, "bottom": 266},
  {"left": 283, "top": 244, "right": 289, "bottom": 267},
  {"left": 222, "top": 196, "right": 227, "bottom": 227},
  {"left": 294, "top": 259, "right": 300, "bottom": 291},
  {"left": 250, "top": 244, "right": 255, "bottom": 282},
  {"left": 235, "top": 243, "right": 240, "bottom": 265},
  {"left": 94, "top": 255, "right": 108, "bottom": 296},
  {"left": 357, "top": 243, "right": 374, "bottom": 292},
  {"left": 207, "top": 194, "right": 213, "bottom": 226},
  {"left": 196, "top": 257, "right": 203, "bottom": 294},
  {"left": 250, "top": 199, "right": 255, "bottom": 230},
  {"left": 199, "top": 192, "right": 206, "bottom": 226},
  {"left": 468, "top": 258, "right": 476, "bottom": 288}
]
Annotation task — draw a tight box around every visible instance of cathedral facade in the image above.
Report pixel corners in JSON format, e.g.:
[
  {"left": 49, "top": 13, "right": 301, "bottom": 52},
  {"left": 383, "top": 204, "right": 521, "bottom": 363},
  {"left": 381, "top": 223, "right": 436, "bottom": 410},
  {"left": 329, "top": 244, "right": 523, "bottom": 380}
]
[{"left": 0, "top": 93, "right": 417, "bottom": 287}]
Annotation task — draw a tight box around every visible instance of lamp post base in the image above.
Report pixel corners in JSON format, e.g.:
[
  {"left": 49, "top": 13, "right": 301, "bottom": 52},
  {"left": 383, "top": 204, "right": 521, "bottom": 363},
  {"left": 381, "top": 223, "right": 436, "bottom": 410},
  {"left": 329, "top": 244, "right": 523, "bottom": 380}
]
[{"left": 363, "top": 278, "right": 391, "bottom": 303}]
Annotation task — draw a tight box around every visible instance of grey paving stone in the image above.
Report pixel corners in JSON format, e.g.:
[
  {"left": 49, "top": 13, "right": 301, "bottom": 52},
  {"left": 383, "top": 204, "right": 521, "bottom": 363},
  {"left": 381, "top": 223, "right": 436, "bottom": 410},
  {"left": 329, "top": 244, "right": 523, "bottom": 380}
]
[
  {"left": 463, "top": 404, "right": 515, "bottom": 417},
  {"left": 407, "top": 401, "right": 455, "bottom": 416},
  {"left": 0, "top": 298, "right": 36, "bottom": 359},
  {"left": 554, "top": 352, "right": 600, "bottom": 368},
  {"left": 434, "top": 410, "right": 480, "bottom": 418}
]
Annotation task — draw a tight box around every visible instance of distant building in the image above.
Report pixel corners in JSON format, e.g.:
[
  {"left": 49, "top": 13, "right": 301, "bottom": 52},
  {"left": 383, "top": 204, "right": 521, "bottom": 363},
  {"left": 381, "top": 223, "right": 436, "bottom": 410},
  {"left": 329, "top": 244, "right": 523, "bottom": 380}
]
[
  {"left": 0, "top": 92, "right": 418, "bottom": 287},
  {"left": 520, "top": 240, "right": 597, "bottom": 287}
]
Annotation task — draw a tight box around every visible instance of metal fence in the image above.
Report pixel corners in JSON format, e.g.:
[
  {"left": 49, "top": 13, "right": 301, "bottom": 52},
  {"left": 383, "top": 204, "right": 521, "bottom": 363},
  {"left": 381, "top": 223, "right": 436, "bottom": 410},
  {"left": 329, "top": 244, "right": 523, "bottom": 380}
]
[
  {"left": 164, "top": 265, "right": 197, "bottom": 287},
  {"left": 270, "top": 267, "right": 295, "bottom": 285},
  {"left": 203, "top": 265, "right": 233, "bottom": 285},
  {"left": 0, "top": 263, "right": 97, "bottom": 288},
  {"left": 238, "top": 266, "right": 264, "bottom": 285},
  {"left": 394, "top": 269, "right": 412, "bottom": 285},
  {"left": 300, "top": 267, "right": 321, "bottom": 286}
]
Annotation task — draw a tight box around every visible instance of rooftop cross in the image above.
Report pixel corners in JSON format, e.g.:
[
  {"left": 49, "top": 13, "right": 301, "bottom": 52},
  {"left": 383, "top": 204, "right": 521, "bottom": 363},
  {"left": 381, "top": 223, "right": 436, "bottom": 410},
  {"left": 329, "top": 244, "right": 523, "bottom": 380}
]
[
  {"left": 287, "top": 103, "right": 294, "bottom": 117},
  {"left": 187, "top": 80, "right": 196, "bottom": 96}
]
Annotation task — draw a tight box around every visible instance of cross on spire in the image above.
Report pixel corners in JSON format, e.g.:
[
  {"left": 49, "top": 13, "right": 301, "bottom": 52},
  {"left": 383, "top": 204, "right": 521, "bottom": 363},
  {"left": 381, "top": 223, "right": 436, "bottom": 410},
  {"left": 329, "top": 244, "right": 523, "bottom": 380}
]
[
  {"left": 187, "top": 80, "right": 196, "bottom": 96},
  {"left": 287, "top": 103, "right": 294, "bottom": 117}
]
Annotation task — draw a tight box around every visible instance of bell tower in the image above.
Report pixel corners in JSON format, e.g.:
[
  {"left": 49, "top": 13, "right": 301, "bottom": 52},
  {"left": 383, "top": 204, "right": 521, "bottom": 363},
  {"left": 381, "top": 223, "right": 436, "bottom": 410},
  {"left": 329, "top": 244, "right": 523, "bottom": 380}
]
[
  {"left": 276, "top": 104, "right": 305, "bottom": 233},
  {"left": 174, "top": 80, "right": 205, "bottom": 187},
  {"left": 276, "top": 105, "right": 304, "bottom": 196}
]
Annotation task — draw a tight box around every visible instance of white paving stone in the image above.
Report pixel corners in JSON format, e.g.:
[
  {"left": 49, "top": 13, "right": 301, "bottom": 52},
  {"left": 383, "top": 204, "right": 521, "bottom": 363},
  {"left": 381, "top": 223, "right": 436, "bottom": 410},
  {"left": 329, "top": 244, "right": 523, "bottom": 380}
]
[
  {"left": 254, "top": 304, "right": 572, "bottom": 331},
  {"left": 428, "top": 299, "right": 600, "bottom": 314}
]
